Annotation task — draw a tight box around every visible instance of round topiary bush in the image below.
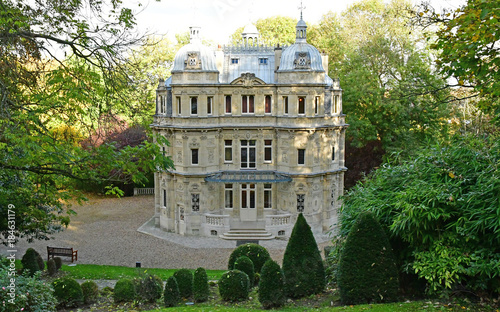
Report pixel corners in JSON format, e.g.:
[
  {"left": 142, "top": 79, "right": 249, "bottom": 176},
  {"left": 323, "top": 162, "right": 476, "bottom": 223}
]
[
  {"left": 54, "top": 257, "right": 63, "bottom": 270},
  {"left": 47, "top": 258, "right": 57, "bottom": 276},
  {"left": 21, "top": 248, "right": 42, "bottom": 277},
  {"left": 53, "top": 277, "right": 84, "bottom": 308},
  {"left": 81, "top": 280, "right": 99, "bottom": 304},
  {"left": 114, "top": 278, "right": 136, "bottom": 303},
  {"left": 218, "top": 270, "right": 250, "bottom": 302},
  {"left": 137, "top": 274, "right": 163, "bottom": 303},
  {"left": 228, "top": 243, "right": 270, "bottom": 273},
  {"left": 282, "top": 213, "right": 326, "bottom": 298},
  {"left": 258, "top": 259, "right": 286, "bottom": 309},
  {"left": 164, "top": 276, "right": 180, "bottom": 307},
  {"left": 173, "top": 269, "right": 193, "bottom": 299},
  {"left": 337, "top": 211, "right": 399, "bottom": 305},
  {"left": 234, "top": 255, "right": 255, "bottom": 286},
  {"left": 193, "top": 267, "right": 209, "bottom": 303}
]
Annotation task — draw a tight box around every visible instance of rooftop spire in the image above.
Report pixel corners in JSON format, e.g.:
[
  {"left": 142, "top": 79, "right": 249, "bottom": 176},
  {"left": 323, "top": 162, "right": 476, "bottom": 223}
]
[
  {"left": 298, "top": 0, "right": 306, "bottom": 20},
  {"left": 296, "top": 0, "right": 307, "bottom": 43}
]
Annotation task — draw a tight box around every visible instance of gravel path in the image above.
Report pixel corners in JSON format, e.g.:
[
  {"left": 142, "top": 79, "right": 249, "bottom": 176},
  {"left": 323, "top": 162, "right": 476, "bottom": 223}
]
[{"left": 1, "top": 195, "right": 332, "bottom": 270}]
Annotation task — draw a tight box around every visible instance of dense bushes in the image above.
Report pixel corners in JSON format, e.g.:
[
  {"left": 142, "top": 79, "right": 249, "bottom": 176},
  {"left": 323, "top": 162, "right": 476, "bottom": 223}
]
[
  {"left": 54, "top": 257, "right": 62, "bottom": 270},
  {"left": 338, "top": 211, "right": 399, "bottom": 304},
  {"left": 137, "top": 274, "right": 163, "bottom": 302},
  {"left": 164, "top": 276, "right": 180, "bottom": 307},
  {"left": 258, "top": 259, "right": 286, "bottom": 309},
  {"left": 282, "top": 213, "right": 325, "bottom": 298},
  {"left": 81, "top": 280, "right": 99, "bottom": 304},
  {"left": 234, "top": 256, "right": 255, "bottom": 286},
  {"left": 53, "top": 277, "right": 84, "bottom": 308},
  {"left": 218, "top": 270, "right": 250, "bottom": 302},
  {"left": 21, "top": 248, "right": 43, "bottom": 276},
  {"left": 193, "top": 267, "right": 210, "bottom": 303},
  {"left": 47, "top": 258, "right": 57, "bottom": 276},
  {"left": 114, "top": 278, "right": 136, "bottom": 303},
  {"left": 173, "top": 269, "right": 193, "bottom": 299},
  {"left": 228, "top": 243, "right": 270, "bottom": 273}
]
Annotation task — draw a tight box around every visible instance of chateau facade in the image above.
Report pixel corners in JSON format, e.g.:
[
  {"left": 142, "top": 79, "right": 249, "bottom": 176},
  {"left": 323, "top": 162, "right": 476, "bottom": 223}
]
[{"left": 152, "top": 17, "right": 347, "bottom": 240}]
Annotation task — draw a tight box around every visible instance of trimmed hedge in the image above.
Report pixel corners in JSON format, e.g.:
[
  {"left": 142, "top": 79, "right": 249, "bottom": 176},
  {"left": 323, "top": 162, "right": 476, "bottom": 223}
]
[
  {"left": 81, "top": 280, "right": 99, "bottom": 304},
  {"left": 173, "top": 269, "right": 193, "bottom": 299},
  {"left": 47, "top": 258, "right": 57, "bottom": 276},
  {"left": 53, "top": 277, "right": 84, "bottom": 308},
  {"left": 282, "top": 213, "right": 325, "bottom": 298},
  {"left": 138, "top": 274, "right": 163, "bottom": 302},
  {"left": 234, "top": 256, "right": 255, "bottom": 286},
  {"left": 193, "top": 267, "right": 209, "bottom": 303},
  {"left": 21, "top": 248, "right": 43, "bottom": 277},
  {"left": 218, "top": 270, "right": 250, "bottom": 302},
  {"left": 54, "top": 257, "right": 63, "bottom": 270},
  {"left": 164, "top": 276, "right": 180, "bottom": 307},
  {"left": 228, "top": 243, "right": 270, "bottom": 273},
  {"left": 338, "top": 211, "right": 399, "bottom": 304},
  {"left": 114, "top": 278, "right": 136, "bottom": 303},
  {"left": 258, "top": 259, "right": 286, "bottom": 309}
]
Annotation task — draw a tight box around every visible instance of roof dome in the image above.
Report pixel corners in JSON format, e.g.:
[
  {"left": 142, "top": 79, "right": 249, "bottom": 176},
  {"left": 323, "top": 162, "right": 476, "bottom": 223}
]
[
  {"left": 242, "top": 23, "right": 259, "bottom": 35},
  {"left": 172, "top": 26, "right": 218, "bottom": 72}
]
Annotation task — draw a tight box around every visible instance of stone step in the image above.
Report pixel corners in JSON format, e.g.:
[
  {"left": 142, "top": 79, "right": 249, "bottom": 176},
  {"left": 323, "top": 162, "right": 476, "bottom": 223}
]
[{"left": 220, "top": 229, "right": 275, "bottom": 240}]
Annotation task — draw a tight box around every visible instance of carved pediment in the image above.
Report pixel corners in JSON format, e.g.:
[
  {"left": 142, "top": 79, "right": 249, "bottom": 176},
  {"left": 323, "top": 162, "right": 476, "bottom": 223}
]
[{"left": 230, "top": 73, "right": 266, "bottom": 87}]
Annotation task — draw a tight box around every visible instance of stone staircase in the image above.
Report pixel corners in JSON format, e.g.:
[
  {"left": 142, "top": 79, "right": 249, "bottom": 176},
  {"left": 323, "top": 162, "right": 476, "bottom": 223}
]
[{"left": 219, "top": 229, "right": 274, "bottom": 240}]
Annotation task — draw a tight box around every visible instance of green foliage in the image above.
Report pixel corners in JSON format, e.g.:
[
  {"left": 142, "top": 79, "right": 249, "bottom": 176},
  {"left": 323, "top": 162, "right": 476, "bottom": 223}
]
[
  {"left": 173, "top": 269, "right": 193, "bottom": 299},
  {"left": 338, "top": 212, "right": 399, "bottom": 304},
  {"left": 81, "top": 280, "right": 99, "bottom": 304},
  {"left": 234, "top": 256, "right": 255, "bottom": 286},
  {"left": 340, "top": 134, "right": 500, "bottom": 294},
  {"left": 163, "top": 276, "right": 180, "bottom": 307},
  {"left": 53, "top": 277, "right": 84, "bottom": 308},
  {"left": 137, "top": 274, "right": 163, "bottom": 303},
  {"left": 282, "top": 213, "right": 326, "bottom": 298},
  {"left": 228, "top": 243, "right": 270, "bottom": 273},
  {"left": 193, "top": 267, "right": 210, "bottom": 303},
  {"left": 47, "top": 259, "right": 57, "bottom": 276},
  {"left": 21, "top": 248, "right": 42, "bottom": 277},
  {"left": 218, "top": 270, "right": 250, "bottom": 302},
  {"left": 113, "top": 278, "right": 136, "bottom": 303},
  {"left": 54, "top": 257, "right": 62, "bottom": 270},
  {"left": 230, "top": 16, "right": 297, "bottom": 46},
  {"left": 0, "top": 269, "right": 57, "bottom": 312},
  {"left": 258, "top": 260, "right": 286, "bottom": 309}
]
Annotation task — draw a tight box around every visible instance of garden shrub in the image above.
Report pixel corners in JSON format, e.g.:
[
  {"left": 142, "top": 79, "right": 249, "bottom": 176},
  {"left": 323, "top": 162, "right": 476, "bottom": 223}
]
[
  {"left": 258, "top": 259, "right": 286, "bottom": 309},
  {"left": 81, "top": 280, "right": 99, "bottom": 304},
  {"left": 54, "top": 257, "right": 62, "bottom": 270},
  {"left": 0, "top": 268, "right": 57, "bottom": 312},
  {"left": 21, "top": 248, "right": 43, "bottom": 276},
  {"left": 338, "top": 211, "right": 399, "bottom": 304},
  {"left": 282, "top": 213, "right": 325, "bottom": 298},
  {"left": 193, "top": 267, "right": 209, "bottom": 303},
  {"left": 228, "top": 243, "right": 270, "bottom": 273},
  {"left": 47, "top": 258, "right": 57, "bottom": 276},
  {"left": 234, "top": 255, "right": 255, "bottom": 286},
  {"left": 53, "top": 277, "right": 84, "bottom": 308},
  {"left": 173, "top": 268, "right": 193, "bottom": 299},
  {"left": 164, "top": 276, "right": 180, "bottom": 307},
  {"left": 218, "top": 270, "right": 249, "bottom": 302},
  {"left": 137, "top": 274, "right": 163, "bottom": 302},
  {"left": 113, "top": 278, "right": 136, "bottom": 303}
]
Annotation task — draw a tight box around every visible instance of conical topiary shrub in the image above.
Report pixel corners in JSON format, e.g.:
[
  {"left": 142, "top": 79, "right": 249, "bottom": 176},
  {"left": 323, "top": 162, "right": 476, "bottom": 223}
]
[
  {"left": 337, "top": 211, "right": 399, "bottom": 304},
  {"left": 21, "top": 248, "right": 43, "bottom": 277},
  {"left": 173, "top": 269, "right": 193, "bottom": 299},
  {"left": 193, "top": 267, "right": 209, "bottom": 303},
  {"left": 234, "top": 255, "right": 255, "bottom": 286},
  {"left": 282, "top": 213, "right": 325, "bottom": 298},
  {"left": 164, "top": 276, "right": 180, "bottom": 307},
  {"left": 258, "top": 259, "right": 286, "bottom": 309}
]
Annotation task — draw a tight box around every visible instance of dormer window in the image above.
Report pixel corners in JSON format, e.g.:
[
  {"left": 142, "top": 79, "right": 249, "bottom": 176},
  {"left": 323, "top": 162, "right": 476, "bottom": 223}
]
[
  {"left": 231, "top": 58, "right": 239, "bottom": 64},
  {"left": 259, "top": 58, "right": 268, "bottom": 65}
]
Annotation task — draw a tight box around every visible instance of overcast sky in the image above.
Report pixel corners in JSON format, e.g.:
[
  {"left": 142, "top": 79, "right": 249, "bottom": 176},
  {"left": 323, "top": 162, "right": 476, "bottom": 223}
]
[{"left": 124, "top": 0, "right": 465, "bottom": 44}]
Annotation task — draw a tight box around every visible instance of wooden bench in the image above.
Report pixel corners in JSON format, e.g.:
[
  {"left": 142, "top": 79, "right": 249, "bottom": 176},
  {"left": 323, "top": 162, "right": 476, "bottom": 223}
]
[{"left": 47, "top": 246, "right": 78, "bottom": 263}]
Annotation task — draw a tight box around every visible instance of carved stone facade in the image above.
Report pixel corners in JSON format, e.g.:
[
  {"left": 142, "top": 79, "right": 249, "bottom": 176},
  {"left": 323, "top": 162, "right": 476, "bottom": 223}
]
[{"left": 151, "top": 18, "right": 347, "bottom": 239}]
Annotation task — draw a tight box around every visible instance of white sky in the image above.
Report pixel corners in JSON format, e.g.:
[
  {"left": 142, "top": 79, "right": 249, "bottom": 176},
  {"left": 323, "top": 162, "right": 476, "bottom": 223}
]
[{"left": 124, "top": 0, "right": 465, "bottom": 44}]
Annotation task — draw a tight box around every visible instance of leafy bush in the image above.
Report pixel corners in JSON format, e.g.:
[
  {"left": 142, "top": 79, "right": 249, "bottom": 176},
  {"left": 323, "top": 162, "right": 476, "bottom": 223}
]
[
  {"left": 53, "top": 277, "right": 84, "bottom": 308},
  {"left": 338, "top": 211, "right": 399, "bottom": 304},
  {"left": 54, "top": 257, "right": 62, "bottom": 270},
  {"left": 234, "top": 256, "right": 255, "bottom": 286},
  {"left": 21, "top": 248, "right": 43, "bottom": 276},
  {"left": 47, "top": 258, "right": 57, "bottom": 276},
  {"left": 282, "top": 213, "right": 325, "bottom": 298},
  {"left": 340, "top": 134, "right": 500, "bottom": 294},
  {"left": 173, "top": 269, "right": 193, "bottom": 299},
  {"left": 114, "top": 278, "right": 136, "bottom": 303},
  {"left": 0, "top": 268, "right": 57, "bottom": 312},
  {"left": 218, "top": 270, "right": 250, "bottom": 302},
  {"left": 137, "top": 274, "right": 163, "bottom": 303},
  {"left": 193, "top": 267, "right": 209, "bottom": 303},
  {"left": 228, "top": 243, "right": 270, "bottom": 273},
  {"left": 258, "top": 259, "right": 286, "bottom": 309},
  {"left": 164, "top": 276, "right": 180, "bottom": 307},
  {"left": 81, "top": 280, "right": 99, "bottom": 304}
]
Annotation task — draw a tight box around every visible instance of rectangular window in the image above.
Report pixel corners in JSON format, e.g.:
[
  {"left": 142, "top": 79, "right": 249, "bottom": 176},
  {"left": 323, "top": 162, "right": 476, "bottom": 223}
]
[
  {"left": 297, "top": 194, "right": 305, "bottom": 212},
  {"left": 298, "top": 149, "right": 305, "bottom": 165},
  {"left": 162, "top": 146, "right": 166, "bottom": 156},
  {"left": 259, "top": 58, "right": 268, "bottom": 65},
  {"left": 334, "top": 95, "right": 339, "bottom": 114},
  {"left": 207, "top": 96, "right": 213, "bottom": 115},
  {"left": 225, "top": 184, "right": 233, "bottom": 209},
  {"left": 225, "top": 95, "right": 232, "bottom": 114},
  {"left": 298, "top": 96, "right": 305, "bottom": 115},
  {"left": 332, "top": 146, "right": 335, "bottom": 161},
  {"left": 224, "top": 140, "right": 233, "bottom": 162},
  {"left": 315, "top": 96, "right": 320, "bottom": 115},
  {"left": 177, "top": 97, "right": 181, "bottom": 115},
  {"left": 265, "top": 95, "right": 272, "bottom": 114},
  {"left": 264, "top": 140, "right": 272, "bottom": 163},
  {"left": 242, "top": 95, "right": 255, "bottom": 114},
  {"left": 159, "top": 95, "right": 165, "bottom": 114},
  {"left": 163, "top": 189, "right": 167, "bottom": 207},
  {"left": 190, "top": 96, "right": 198, "bottom": 115},
  {"left": 241, "top": 140, "right": 256, "bottom": 169},
  {"left": 191, "top": 193, "right": 200, "bottom": 212},
  {"left": 264, "top": 184, "right": 272, "bottom": 209},
  {"left": 231, "top": 58, "right": 239, "bottom": 64},
  {"left": 241, "top": 184, "right": 256, "bottom": 209},
  {"left": 283, "top": 96, "right": 288, "bottom": 115},
  {"left": 191, "top": 149, "right": 199, "bottom": 165}
]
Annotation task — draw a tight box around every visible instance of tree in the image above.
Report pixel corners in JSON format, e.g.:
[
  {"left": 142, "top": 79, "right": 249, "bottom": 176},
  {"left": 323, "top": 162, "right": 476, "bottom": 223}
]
[
  {"left": 0, "top": 0, "right": 173, "bottom": 244},
  {"left": 230, "top": 16, "right": 297, "bottom": 46},
  {"left": 258, "top": 260, "right": 286, "bottom": 309}
]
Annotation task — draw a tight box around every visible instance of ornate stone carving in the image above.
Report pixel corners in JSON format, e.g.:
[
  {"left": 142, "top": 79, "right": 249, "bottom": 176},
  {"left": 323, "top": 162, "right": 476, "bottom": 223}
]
[{"left": 185, "top": 52, "right": 202, "bottom": 70}]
